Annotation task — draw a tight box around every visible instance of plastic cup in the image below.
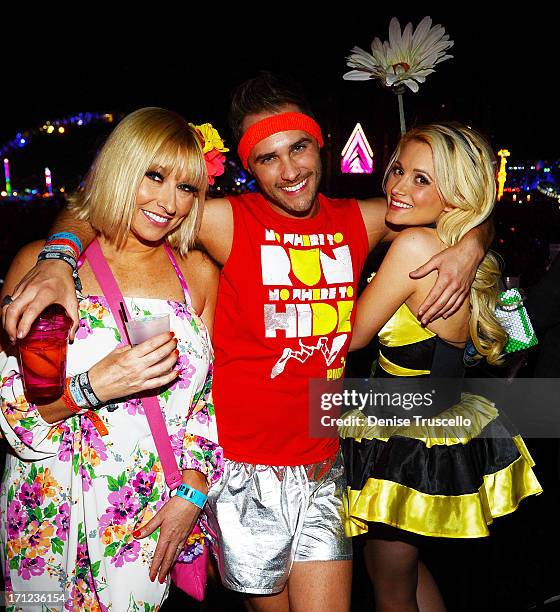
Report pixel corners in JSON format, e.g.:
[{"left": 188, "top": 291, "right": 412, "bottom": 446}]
[
  {"left": 17, "top": 305, "right": 72, "bottom": 405},
  {"left": 125, "top": 314, "right": 170, "bottom": 346}
]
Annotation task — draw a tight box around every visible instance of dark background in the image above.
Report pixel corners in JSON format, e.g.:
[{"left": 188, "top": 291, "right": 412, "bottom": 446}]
[
  {"left": 2, "top": 12, "right": 558, "bottom": 166},
  {"left": 3, "top": 12, "right": 558, "bottom": 283},
  {"left": 1, "top": 11, "right": 560, "bottom": 611}
]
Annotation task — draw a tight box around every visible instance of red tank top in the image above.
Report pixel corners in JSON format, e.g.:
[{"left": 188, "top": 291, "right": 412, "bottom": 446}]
[{"left": 213, "top": 192, "right": 369, "bottom": 465}]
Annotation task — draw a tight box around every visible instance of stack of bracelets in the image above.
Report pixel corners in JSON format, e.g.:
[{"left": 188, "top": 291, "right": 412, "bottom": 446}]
[
  {"left": 38, "top": 232, "right": 83, "bottom": 291},
  {"left": 62, "top": 371, "right": 103, "bottom": 415},
  {"left": 62, "top": 372, "right": 109, "bottom": 436},
  {"left": 40, "top": 232, "right": 111, "bottom": 434}
]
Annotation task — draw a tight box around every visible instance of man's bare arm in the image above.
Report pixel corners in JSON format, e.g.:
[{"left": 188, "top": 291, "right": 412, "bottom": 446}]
[
  {"left": 4, "top": 195, "right": 233, "bottom": 343},
  {"left": 357, "top": 197, "right": 395, "bottom": 252},
  {"left": 2, "top": 210, "right": 96, "bottom": 343},
  {"left": 195, "top": 197, "right": 234, "bottom": 266},
  {"left": 51, "top": 209, "right": 97, "bottom": 246},
  {"left": 411, "top": 216, "right": 494, "bottom": 324},
  {"left": 357, "top": 197, "right": 494, "bottom": 324}
]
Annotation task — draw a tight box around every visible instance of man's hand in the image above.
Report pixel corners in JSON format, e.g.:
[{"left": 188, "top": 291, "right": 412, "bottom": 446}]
[
  {"left": 2, "top": 259, "right": 79, "bottom": 343},
  {"left": 410, "top": 215, "right": 492, "bottom": 324},
  {"left": 410, "top": 242, "right": 481, "bottom": 325}
]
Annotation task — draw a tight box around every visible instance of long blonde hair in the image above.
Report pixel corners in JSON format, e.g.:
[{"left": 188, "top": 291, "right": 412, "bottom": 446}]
[
  {"left": 69, "top": 107, "right": 207, "bottom": 255},
  {"left": 383, "top": 123, "right": 507, "bottom": 365}
]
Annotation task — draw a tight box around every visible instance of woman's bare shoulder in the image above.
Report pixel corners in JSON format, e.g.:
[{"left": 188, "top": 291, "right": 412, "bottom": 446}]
[
  {"left": 172, "top": 249, "right": 219, "bottom": 318},
  {"left": 174, "top": 249, "right": 219, "bottom": 283},
  {"left": 389, "top": 226, "right": 443, "bottom": 262}
]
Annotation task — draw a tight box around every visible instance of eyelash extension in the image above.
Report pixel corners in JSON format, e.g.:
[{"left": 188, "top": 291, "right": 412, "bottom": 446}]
[{"left": 145, "top": 171, "right": 196, "bottom": 192}]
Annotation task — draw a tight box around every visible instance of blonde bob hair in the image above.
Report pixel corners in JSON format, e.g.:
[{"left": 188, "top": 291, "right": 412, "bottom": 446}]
[
  {"left": 69, "top": 107, "right": 207, "bottom": 255},
  {"left": 383, "top": 123, "right": 507, "bottom": 365}
]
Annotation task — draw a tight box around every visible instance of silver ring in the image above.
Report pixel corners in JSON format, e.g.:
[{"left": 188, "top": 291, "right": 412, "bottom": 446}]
[{"left": 1, "top": 295, "right": 13, "bottom": 308}]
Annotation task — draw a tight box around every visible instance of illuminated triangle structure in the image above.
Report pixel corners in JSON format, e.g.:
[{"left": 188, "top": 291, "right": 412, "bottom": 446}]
[{"left": 341, "top": 123, "right": 373, "bottom": 174}]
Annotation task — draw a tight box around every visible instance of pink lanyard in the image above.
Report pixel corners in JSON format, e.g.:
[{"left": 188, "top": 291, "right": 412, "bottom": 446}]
[{"left": 84, "top": 239, "right": 182, "bottom": 490}]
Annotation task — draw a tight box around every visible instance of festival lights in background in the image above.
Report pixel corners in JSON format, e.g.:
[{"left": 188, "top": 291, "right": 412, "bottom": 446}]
[
  {"left": 0, "top": 110, "right": 257, "bottom": 199},
  {"left": 0, "top": 113, "right": 116, "bottom": 200},
  {"left": 1, "top": 112, "right": 559, "bottom": 203},
  {"left": 0, "top": 112, "right": 115, "bottom": 158},
  {"left": 497, "top": 149, "right": 510, "bottom": 201},
  {"left": 44, "top": 168, "right": 53, "bottom": 197},
  {"left": 3, "top": 159, "right": 11, "bottom": 196},
  {"left": 341, "top": 123, "right": 374, "bottom": 174}
]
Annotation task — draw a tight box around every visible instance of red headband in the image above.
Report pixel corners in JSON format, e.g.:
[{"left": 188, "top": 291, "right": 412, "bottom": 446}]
[{"left": 237, "top": 112, "right": 324, "bottom": 169}]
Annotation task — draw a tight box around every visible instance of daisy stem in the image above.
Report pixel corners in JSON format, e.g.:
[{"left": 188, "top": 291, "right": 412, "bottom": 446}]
[{"left": 397, "top": 92, "right": 406, "bottom": 135}]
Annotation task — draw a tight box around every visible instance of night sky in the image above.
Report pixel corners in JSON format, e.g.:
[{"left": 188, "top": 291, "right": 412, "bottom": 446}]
[{"left": 2, "top": 12, "right": 558, "bottom": 165}]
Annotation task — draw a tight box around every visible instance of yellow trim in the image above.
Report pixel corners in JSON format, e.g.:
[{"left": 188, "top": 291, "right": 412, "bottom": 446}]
[
  {"left": 378, "top": 351, "right": 431, "bottom": 377},
  {"left": 339, "top": 394, "right": 499, "bottom": 447},
  {"left": 513, "top": 434, "right": 536, "bottom": 467},
  {"left": 344, "top": 451, "right": 542, "bottom": 538},
  {"left": 379, "top": 302, "right": 435, "bottom": 348}
]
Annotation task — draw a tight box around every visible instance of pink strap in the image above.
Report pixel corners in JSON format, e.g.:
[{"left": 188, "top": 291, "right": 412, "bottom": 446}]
[
  {"left": 83, "top": 241, "right": 130, "bottom": 348},
  {"left": 163, "top": 243, "right": 192, "bottom": 307},
  {"left": 84, "top": 239, "right": 182, "bottom": 490}
]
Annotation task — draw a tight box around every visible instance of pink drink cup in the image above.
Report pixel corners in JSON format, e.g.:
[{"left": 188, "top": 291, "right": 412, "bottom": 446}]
[{"left": 17, "top": 305, "right": 72, "bottom": 405}]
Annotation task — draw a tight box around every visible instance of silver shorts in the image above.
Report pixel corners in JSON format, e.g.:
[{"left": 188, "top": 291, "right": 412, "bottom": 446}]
[{"left": 206, "top": 451, "right": 352, "bottom": 594}]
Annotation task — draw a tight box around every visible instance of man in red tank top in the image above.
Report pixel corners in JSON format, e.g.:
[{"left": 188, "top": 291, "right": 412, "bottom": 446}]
[
  {"left": 197, "top": 74, "right": 493, "bottom": 610},
  {"left": 3, "top": 74, "right": 492, "bottom": 611}
]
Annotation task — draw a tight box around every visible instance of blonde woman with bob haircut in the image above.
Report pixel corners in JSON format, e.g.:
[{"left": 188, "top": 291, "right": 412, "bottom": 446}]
[
  {"left": 70, "top": 107, "right": 206, "bottom": 254},
  {"left": 340, "top": 123, "right": 542, "bottom": 611},
  {"left": 0, "top": 107, "right": 224, "bottom": 609}
]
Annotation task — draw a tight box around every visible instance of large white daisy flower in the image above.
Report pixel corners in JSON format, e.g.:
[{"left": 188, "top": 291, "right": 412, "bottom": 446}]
[{"left": 343, "top": 16, "right": 454, "bottom": 93}]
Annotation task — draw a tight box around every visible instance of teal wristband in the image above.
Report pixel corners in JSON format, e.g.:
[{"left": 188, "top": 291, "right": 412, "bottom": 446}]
[{"left": 174, "top": 483, "right": 207, "bottom": 509}]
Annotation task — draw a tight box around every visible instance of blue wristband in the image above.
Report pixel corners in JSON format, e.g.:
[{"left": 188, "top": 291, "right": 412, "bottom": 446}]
[
  {"left": 174, "top": 483, "right": 207, "bottom": 509},
  {"left": 47, "top": 232, "right": 83, "bottom": 254}
]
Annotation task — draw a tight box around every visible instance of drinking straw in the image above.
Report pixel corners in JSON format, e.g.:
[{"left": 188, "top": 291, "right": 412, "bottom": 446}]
[{"left": 119, "top": 302, "right": 129, "bottom": 324}]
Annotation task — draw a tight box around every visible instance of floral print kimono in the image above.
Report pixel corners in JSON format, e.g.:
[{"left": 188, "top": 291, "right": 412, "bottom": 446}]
[{"left": 0, "top": 251, "right": 223, "bottom": 611}]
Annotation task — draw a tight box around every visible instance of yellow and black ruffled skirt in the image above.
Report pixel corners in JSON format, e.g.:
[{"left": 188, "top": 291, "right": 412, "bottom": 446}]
[{"left": 339, "top": 393, "right": 542, "bottom": 539}]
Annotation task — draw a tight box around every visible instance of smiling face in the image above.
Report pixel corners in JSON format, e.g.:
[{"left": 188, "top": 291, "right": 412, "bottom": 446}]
[
  {"left": 384, "top": 139, "right": 449, "bottom": 226},
  {"left": 243, "top": 105, "right": 322, "bottom": 218},
  {"left": 130, "top": 167, "right": 198, "bottom": 246}
]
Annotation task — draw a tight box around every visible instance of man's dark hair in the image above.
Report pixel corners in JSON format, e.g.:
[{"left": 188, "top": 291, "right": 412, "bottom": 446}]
[{"left": 229, "top": 72, "right": 315, "bottom": 144}]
